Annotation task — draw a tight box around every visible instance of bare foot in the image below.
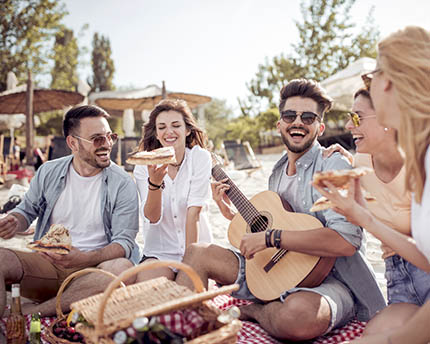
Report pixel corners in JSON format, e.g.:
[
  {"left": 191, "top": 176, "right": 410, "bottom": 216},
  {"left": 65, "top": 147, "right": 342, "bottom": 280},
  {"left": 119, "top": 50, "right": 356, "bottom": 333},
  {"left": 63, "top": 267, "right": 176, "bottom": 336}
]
[{"left": 238, "top": 303, "right": 262, "bottom": 322}]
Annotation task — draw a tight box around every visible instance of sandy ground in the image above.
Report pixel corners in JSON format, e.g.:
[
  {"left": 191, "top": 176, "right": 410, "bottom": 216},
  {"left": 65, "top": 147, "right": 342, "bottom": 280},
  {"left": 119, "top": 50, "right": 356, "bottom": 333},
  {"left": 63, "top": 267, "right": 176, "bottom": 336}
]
[{"left": 0, "top": 153, "right": 387, "bottom": 303}]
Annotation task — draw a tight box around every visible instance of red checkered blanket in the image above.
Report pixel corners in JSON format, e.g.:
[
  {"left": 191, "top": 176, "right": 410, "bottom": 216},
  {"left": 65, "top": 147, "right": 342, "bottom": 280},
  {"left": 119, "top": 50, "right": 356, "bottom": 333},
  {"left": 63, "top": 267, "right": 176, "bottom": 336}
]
[{"left": 1, "top": 294, "right": 365, "bottom": 343}]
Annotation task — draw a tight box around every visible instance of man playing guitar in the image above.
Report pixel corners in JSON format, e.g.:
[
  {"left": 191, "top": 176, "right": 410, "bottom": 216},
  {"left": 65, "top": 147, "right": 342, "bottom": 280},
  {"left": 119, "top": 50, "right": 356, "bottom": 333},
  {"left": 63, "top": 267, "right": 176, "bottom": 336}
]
[{"left": 176, "top": 79, "right": 385, "bottom": 342}]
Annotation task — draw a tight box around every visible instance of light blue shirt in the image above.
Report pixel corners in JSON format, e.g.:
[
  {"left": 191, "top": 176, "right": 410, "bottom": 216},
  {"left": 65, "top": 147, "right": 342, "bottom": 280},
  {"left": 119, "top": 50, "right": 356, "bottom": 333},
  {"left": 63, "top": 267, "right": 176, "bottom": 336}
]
[
  {"left": 268, "top": 142, "right": 386, "bottom": 321},
  {"left": 13, "top": 155, "right": 141, "bottom": 264}
]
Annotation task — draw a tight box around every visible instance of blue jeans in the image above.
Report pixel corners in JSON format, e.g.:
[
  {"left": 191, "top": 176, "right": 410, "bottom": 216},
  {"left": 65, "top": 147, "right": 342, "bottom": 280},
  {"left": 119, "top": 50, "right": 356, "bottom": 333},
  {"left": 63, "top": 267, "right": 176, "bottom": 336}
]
[{"left": 385, "top": 254, "right": 430, "bottom": 305}]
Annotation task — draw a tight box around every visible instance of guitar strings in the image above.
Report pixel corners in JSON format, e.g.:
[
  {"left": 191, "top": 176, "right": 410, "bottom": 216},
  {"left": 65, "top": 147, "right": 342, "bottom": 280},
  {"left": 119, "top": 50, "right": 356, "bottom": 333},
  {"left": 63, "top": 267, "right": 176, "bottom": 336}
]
[{"left": 212, "top": 166, "right": 270, "bottom": 233}]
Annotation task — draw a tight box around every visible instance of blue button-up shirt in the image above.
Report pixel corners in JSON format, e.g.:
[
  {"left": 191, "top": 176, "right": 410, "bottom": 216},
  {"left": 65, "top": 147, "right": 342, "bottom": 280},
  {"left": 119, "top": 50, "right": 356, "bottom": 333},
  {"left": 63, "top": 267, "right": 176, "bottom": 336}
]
[
  {"left": 268, "top": 142, "right": 386, "bottom": 321},
  {"left": 13, "top": 155, "right": 141, "bottom": 264}
]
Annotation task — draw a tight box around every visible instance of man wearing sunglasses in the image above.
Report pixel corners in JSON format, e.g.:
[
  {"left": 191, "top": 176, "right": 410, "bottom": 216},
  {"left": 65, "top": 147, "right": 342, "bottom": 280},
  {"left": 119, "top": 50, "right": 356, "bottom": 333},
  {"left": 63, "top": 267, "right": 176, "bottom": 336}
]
[
  {"left": 176, "top": 79, "right": 385, "bottom": 341},
  {"left": 0, "top": 105, "right": 141, "bottom": 318}
]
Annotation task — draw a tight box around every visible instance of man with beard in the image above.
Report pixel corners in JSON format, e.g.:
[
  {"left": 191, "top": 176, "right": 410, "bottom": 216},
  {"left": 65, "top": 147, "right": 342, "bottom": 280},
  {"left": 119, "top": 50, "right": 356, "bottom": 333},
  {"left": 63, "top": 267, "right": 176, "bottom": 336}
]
[
  {"left": 176, "top": 79, "right": 385, "bottom": 341},
  {"left": 0, "top": 105, "right": 140, "bottom": 317}
]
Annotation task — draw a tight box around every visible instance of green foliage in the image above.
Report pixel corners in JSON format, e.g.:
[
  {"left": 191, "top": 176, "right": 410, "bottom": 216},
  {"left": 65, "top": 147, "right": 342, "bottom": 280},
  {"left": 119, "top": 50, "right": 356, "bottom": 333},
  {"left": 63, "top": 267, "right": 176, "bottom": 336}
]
[
  {"left": 36, "top": 111, "right": 63, "bottom": 136},
  {"left": 293, "top": 0, "right": 379, "bottom": 81},
  {"left": 89, "top": 33, "right": 116, "bottom": 92},
  {"left": 203, "top": 99, "right": 234, "bottom": 149},
  {"left": 256, "top": 108, "right": 279, "bottom": 131},
  {"left": 240, "top": 0, "right": 380, "bottom": 117},
  {"left": 50, "top": 25, "right": 79, "bottom": 90},
  {"left": 0, "top": 0, "right": 67, "bottom": 91}
]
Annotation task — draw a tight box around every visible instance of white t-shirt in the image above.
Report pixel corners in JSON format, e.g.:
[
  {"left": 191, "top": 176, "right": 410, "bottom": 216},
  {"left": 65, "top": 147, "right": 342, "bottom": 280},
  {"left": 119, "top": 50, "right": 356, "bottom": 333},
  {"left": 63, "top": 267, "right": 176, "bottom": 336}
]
[
  {"left": 277, "top": 162, "right": 303, "bottom": 212},
  {"left": 50, "top": 164, "right": 108, "bottom": 251},
  {"left": 134, "top": 146, "right": 212, "bottom": 262},
  {"left": 411, "top": 145, "right": 430, "bottom": 263}
]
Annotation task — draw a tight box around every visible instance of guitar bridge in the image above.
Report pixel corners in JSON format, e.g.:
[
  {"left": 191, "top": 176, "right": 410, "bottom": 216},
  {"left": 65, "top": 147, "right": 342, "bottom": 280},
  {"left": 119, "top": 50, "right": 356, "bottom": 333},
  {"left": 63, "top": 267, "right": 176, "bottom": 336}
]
[{"left": 263, "top": 249, "right": 288, "bottom": 272}]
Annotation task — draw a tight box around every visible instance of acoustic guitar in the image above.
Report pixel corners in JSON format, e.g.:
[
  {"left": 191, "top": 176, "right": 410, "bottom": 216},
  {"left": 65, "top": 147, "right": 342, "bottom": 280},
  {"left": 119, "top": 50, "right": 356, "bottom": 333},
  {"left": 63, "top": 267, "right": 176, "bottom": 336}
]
[{"left": 212, "top": 162, "right": 336, "bottom": 301}]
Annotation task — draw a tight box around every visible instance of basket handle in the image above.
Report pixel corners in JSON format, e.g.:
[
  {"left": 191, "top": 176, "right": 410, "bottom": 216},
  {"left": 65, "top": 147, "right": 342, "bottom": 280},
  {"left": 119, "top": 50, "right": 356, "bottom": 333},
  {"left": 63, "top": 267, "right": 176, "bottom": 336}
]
[
  {"left": 55, "top": 267, "right": 126, "bottom": 318},
  {"left": 95, "top": 260, "right": 205, "bottom": 337}
]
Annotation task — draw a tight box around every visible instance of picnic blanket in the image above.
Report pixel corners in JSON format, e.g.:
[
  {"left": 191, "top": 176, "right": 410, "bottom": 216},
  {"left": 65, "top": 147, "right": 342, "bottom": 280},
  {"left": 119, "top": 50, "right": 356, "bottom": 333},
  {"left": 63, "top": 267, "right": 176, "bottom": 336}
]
[{"left": 0, "top": 294, "right": 365, "bottom": 343}]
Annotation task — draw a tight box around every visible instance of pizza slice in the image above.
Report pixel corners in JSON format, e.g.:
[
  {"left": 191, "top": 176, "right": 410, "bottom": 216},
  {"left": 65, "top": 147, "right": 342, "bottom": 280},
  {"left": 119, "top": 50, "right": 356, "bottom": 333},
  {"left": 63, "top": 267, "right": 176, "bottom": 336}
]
[
  {"left": 310, "top": 189, "right": 376, "bottom": 212},
  {"left": 27, "top": 224, "right": 72, "bottom": 255},
  {"left": 126, "top": 146, "right": 177, "bottom": 165},
  {"left": 312, "top": 166, "right": 373, "bottom": 189}
]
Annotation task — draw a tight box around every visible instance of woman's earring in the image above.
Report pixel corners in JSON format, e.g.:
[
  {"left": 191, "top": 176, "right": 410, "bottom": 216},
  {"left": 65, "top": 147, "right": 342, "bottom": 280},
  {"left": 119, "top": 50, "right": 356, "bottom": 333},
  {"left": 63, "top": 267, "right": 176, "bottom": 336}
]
[{"left": 384, "top": 128, "right": 388, "bottom": 132}]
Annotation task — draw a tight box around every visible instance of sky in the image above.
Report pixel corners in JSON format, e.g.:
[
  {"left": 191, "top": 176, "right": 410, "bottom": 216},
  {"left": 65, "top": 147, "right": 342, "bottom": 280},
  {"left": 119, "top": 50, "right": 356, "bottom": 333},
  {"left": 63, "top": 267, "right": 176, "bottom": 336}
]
[{"left": 63, "top": 0, "right": 430, "bottom": 112}]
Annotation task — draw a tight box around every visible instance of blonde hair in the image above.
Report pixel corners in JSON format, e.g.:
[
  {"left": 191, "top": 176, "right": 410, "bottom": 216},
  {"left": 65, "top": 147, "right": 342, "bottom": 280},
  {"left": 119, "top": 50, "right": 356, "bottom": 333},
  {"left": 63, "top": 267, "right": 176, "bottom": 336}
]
[{"left": 378, "top": 26, "right": 430, "bottom": 203}]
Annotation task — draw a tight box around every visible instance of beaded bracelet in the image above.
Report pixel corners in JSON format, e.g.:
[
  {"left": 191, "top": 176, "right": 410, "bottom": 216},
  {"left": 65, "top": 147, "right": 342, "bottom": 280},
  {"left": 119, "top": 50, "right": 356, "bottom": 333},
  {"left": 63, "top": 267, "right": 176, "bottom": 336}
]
[{"left": 148, "top": 177, "right": 165, "bottom": 190}]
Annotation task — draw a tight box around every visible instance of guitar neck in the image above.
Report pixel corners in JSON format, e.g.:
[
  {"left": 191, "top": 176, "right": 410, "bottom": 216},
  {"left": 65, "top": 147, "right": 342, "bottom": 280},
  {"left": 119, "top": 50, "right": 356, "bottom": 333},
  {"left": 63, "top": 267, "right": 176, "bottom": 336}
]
[{"left": 211, "top": 165, "right": 260, "bottom": 225}]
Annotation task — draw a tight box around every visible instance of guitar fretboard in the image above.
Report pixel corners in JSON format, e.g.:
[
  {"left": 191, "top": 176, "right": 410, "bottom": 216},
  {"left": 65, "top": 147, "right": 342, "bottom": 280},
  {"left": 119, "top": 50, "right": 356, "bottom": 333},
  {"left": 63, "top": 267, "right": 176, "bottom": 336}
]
[{"left": 212, "top": 165, "right": 263, "bottom": 228}]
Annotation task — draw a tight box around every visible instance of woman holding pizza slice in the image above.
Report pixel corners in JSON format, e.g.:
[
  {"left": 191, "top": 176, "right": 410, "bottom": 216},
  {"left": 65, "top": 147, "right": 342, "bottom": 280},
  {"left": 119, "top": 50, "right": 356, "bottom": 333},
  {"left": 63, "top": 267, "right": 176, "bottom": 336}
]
[
  {"left": 314, "top": 26, "right": 430, "bottom": 344},
  {"left": 321, "top": 86, "right": 430, "bottom": 339},
  {"left": 133, "top": 99, "right": 213, "bottom": 282}
]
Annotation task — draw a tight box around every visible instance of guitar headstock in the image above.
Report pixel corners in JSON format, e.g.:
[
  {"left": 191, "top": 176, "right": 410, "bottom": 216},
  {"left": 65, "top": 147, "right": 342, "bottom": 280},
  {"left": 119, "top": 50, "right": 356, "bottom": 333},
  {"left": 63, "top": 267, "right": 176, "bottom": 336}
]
[{"left": 211, "top": 152, "right": 224, "bottom": 167}]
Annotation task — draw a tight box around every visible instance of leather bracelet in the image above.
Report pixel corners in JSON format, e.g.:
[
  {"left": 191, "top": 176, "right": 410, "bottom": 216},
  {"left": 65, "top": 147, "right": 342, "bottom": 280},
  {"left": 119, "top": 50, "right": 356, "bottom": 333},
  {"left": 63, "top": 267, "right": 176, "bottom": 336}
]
[
  {"left": 148, "top": 177, "right": 165, "bottom": 190},
  {"left": 148, "top": 185, "right": 161, "bottom": 191},
  {"left": 274, "top": 229, "right": 282, "bottom": 249},
  {"left": 265, "top": 229, "right": 274, "bottom": 248}
]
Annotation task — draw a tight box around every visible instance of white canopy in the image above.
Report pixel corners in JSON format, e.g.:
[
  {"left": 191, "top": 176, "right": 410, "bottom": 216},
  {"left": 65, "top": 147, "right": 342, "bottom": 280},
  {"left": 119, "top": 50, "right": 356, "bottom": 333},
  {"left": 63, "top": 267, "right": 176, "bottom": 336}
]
[{"left": 321, "top": 57, "right": 376, "bottom": 111}]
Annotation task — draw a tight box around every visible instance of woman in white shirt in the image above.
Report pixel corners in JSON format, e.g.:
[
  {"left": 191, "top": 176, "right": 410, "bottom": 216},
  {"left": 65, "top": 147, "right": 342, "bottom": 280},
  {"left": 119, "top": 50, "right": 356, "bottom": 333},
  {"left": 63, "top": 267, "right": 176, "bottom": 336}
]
[
  {"left": 134, "top": 99, "right": 212, "bottom": 281},
  {"left": 314, "top": 26, "right": 430, "bottom": 343}
]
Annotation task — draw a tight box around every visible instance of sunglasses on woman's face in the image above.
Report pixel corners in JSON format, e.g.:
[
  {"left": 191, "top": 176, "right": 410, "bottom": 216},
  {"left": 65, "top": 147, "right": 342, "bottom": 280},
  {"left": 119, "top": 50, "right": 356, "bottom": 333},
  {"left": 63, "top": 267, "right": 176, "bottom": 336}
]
[
  {"left": 280, "top": 110, "right": 321, "bottom": 125},
  {"left": 361, "top": 68, "right": 381, "bottom": 90},
  {"left": 348, "top": 112, "right": 377, "bottom": 127}
]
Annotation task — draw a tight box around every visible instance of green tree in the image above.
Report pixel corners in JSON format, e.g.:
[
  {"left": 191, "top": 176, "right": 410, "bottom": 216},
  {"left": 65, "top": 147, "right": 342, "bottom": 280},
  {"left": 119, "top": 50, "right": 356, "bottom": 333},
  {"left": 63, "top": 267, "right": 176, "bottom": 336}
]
[
  {"left": 203, "top": 99, "right": 233, "bottom": 149},
  {"left": 50, "top": 25, "right": 79, "bottom": 90},
  {"left": 0, "top": 0, "right": 67, "bottom": 91},
  {"left": 293, "top": 0, "right": 379, "bottom": 81},
  {"left": 89, "top": 33, "right": 115, "bottom": 92},
  {"left": 241, "top": 0, "right": 379, "bottom": 116}
]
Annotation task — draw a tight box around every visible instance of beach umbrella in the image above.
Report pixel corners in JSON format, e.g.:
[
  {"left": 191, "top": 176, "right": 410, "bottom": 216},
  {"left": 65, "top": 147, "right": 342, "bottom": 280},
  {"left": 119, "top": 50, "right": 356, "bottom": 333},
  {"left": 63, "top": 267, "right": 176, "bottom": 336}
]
[
  {"left": 93, "top": 82, "right": 211, "bottom": 112},
  {"left": 0, "top": 71, "right": 85, "bottom": 164}
]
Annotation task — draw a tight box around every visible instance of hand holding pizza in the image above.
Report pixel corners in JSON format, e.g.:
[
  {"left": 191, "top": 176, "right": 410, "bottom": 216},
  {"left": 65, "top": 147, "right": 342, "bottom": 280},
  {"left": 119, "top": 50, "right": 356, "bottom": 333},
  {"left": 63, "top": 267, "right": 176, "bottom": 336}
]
[{"left": 312, "top": 177, "right": 374, "bottom": 228}]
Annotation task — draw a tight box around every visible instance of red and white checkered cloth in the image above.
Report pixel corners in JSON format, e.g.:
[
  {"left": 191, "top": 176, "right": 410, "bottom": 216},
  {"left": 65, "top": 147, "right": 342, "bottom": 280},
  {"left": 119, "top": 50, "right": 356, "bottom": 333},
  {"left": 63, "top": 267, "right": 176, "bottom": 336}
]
[{"left": 1, "top": 295, "right": 365, "bottom": 343}]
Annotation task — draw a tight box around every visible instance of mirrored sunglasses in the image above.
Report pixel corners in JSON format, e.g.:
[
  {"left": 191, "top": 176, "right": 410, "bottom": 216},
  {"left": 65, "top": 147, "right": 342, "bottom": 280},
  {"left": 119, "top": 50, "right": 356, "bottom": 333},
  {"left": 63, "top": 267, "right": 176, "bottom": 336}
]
[
  {"left": 280, "top": 110, "right": 321, "bottom": 125},
  {"left": 73, "top": 133, "right": 118, "bottom": 147},
  {"left": 348, "top": 112, "right": 376, "bottom": 127}
]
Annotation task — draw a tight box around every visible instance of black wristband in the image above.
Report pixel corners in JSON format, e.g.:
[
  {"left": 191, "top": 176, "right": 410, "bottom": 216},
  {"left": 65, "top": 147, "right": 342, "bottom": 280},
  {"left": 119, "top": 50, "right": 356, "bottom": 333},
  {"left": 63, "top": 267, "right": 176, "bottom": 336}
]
[
  {"left": 265, "top": 229, "right": 274, "bottom": 248},
  {"left": 148, "top": 177, "right": 165, "bottom": 190},
  {"left": 274, "top": 229, "right": 282, "bottom": 249}
]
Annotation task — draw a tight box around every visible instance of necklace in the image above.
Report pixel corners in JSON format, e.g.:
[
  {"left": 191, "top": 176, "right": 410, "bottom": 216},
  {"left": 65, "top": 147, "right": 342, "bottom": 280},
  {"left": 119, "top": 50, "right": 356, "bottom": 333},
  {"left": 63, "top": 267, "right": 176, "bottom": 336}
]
[{"left": 170, "top": 155, "right": 185, "bottom": 168}]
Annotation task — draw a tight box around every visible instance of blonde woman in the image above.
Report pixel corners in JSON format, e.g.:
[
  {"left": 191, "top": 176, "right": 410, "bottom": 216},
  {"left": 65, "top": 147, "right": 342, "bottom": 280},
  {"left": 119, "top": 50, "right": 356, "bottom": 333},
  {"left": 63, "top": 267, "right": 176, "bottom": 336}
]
[{"left": 314, "top": 26, "right": 430, "bottom": 344}]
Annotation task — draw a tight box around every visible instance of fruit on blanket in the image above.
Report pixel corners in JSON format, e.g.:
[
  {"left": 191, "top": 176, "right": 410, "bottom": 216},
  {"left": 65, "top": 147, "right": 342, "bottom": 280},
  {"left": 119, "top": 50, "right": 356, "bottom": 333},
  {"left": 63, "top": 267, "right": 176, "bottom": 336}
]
[{"left": 52, "top": 321, "right": 85, "bottom": 342}]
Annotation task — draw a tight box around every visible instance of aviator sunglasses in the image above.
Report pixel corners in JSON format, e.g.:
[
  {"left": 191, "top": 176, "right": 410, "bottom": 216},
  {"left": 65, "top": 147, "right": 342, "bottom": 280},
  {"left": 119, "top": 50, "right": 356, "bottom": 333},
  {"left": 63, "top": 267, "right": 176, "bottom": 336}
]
[
  {"left": 361, "top": 68, "right": 381, "bottom": 90},
  {"left": 73, "top": 133, "right": 118, "bottom": 148},
  {"left": 280, "top": 110, "right": 321, "bottom": 125},
  {"left": 348, "top": 112, "right": 376, "bottom": 127}
]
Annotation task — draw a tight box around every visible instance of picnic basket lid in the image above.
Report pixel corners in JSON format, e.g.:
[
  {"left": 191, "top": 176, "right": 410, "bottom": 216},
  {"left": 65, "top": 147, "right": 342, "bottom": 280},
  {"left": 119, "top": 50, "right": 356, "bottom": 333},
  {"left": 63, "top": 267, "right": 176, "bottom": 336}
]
[{"left": 70, "top": 260, "right": 239, "bottom": 337}]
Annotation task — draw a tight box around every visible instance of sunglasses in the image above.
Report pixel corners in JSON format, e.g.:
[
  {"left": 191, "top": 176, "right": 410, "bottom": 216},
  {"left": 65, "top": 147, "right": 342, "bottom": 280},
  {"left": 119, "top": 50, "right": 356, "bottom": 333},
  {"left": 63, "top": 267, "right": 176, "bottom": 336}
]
[
  {"left": 280, "top": 110, "right": 321, "bottom": 125},
  {"left": 73, "top": 133, "right": 118, "bottom": 148},
  {"left": 348, "top": 112, "right": 377, "bottom": 127},
  {"left": 361, "top": 68, "right": 381, "bottom": 90}
]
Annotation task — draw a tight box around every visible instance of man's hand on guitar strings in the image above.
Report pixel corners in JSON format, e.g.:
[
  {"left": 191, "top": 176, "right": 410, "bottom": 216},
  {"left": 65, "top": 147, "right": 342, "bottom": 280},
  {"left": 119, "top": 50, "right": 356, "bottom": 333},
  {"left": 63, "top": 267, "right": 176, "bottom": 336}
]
[{"left": 240, "top": 232, "right": 266, "bottom": 260}]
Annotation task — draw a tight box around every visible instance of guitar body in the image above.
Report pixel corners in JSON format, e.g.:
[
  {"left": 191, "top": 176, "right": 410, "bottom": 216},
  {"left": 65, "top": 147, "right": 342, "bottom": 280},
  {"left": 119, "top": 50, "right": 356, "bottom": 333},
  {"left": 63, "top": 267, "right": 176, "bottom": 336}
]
[{"left": 227, "top": 190, "right": 335, "bottom": 301}]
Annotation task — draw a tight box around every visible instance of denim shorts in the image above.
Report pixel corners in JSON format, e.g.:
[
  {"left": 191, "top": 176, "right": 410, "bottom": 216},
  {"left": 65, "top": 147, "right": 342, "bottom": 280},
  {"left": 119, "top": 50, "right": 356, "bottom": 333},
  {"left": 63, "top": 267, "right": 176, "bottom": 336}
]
[
  {"left": 228, "top": 250, "right": 356, "bottom": 333},
  {"left": 385, "top": 254, "right": 430, "bottom": 305}
]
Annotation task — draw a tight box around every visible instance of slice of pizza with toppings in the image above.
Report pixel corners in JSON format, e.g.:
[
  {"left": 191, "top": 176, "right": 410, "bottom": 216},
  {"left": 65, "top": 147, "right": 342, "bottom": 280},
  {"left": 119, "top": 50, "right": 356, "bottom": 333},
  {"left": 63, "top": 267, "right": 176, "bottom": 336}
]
[{"left": 27, "top": 224, "right": 72, "bottom": 255}]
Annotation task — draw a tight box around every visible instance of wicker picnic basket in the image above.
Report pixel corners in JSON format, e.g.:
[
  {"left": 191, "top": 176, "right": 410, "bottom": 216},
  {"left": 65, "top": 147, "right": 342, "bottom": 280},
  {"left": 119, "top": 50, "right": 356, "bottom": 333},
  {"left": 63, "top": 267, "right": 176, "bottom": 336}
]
[
  {"left": 44, "top": 268, "right": 126, "bottom": 344},
  {"left": 70, "top": 260, "right": 242, "bottom": 344}
]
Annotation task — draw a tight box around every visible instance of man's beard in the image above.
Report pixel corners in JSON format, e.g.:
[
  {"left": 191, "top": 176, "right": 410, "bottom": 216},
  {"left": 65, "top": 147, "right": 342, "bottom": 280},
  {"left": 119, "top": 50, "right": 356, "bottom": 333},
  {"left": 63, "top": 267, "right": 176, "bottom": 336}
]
[
  {"left": 281, "top": 129, "right": 318, "bottom": 154},
  {"left": 79, "top": 143, "right": 111, "bottom": 169}
]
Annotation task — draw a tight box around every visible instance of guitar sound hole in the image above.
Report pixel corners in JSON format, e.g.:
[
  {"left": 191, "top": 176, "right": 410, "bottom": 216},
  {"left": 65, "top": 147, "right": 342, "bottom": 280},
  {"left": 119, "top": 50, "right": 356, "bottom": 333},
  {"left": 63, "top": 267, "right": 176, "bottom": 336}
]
[{"left": 250, "top": 215, "right": 269, "bottom": 233}]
